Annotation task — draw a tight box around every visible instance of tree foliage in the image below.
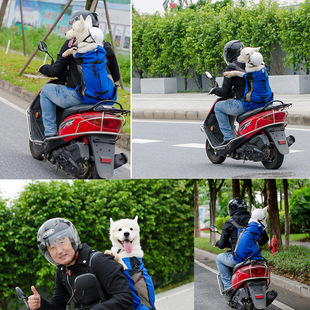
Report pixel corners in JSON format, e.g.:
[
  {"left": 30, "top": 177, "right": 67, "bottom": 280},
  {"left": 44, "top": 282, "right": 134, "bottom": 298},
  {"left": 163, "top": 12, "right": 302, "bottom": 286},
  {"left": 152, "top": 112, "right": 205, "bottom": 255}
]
[
  {"left": 133, "top": 0, "right": 310, "bottom": 89},
  {"left": 0, "top": 180, "right": 194, "bottom": 309}
]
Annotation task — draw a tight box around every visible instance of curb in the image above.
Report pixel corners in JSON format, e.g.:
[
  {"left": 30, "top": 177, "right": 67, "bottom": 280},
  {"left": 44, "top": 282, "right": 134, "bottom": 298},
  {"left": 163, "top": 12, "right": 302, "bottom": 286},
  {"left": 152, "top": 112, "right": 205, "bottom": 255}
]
[
  {"left": 132, "top": 109, "right": 310, "bottom": 126},
  {"left": 0, "top": 79, "right": 130, "bottom": 151},
  {"left": 195, "top": 247, "right": 310, "bottom": 299}
]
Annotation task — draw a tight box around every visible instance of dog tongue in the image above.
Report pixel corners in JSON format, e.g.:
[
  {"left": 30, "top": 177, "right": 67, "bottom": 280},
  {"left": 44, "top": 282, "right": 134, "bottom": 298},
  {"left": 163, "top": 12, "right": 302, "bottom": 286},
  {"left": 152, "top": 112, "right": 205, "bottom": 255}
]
[
  {"left": 124, "top": 240, "right": 132, "bottom": 253},
  {"left": 68, "top": 38, "right": 75, "bottom": 48}
]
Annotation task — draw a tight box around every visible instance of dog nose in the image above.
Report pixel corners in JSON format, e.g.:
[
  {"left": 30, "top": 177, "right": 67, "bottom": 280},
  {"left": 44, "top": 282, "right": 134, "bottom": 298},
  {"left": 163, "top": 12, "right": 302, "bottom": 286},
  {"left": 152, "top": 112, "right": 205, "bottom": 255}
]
[{"left": 124, "top": 232, "right": 130, "bottom": 238}]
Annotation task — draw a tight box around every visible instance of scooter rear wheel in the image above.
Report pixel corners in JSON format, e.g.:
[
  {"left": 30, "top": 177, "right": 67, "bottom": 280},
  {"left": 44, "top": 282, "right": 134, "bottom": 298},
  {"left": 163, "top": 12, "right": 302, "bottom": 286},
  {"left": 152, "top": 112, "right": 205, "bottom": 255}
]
[
  {"left": 29, "top": 140, "right": 44, "bottom": 160},
  {"left": 206, "top": 140, "right": 226, "bottom": 164},
  {"left": 262, "top": 144, "right": 284, "bottom": 169}
]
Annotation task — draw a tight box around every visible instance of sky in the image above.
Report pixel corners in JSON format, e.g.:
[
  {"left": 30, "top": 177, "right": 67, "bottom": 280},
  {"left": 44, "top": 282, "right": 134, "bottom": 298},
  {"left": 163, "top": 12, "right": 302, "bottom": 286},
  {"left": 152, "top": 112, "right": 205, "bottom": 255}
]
[
  {"left": 132, "top": 0, "right": 200, "bottom": 14},
  {"left": 0, "top": 180, "right": 30, "bottom": 201}
]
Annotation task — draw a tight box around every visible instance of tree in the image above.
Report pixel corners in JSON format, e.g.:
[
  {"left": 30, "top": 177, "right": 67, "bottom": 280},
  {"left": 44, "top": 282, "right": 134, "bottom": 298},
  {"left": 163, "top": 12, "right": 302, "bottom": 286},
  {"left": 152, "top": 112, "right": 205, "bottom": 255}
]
[
  {"left": 194, "top": 180, "right": 200, "bottom": 237},
  {"left": 232, "top": 179, "right": 240, "bottom": 197},
  {"left": 266, "top": 179, "right": 282, "bottom": 248},
  {"left": 0, "top": 0, "right": 9, "bottom": 30},
  {"left": 289, "top": 187, "right": 310, "bottom": 237},
  {"left": 280, "top": 0, "right": 310, "bottom": 74},
  {"left": 283, "top": 179, "right": 290, "bottom": 249},
  {"left": 208, "top": 179, "right": 225, "bottom": 245}
]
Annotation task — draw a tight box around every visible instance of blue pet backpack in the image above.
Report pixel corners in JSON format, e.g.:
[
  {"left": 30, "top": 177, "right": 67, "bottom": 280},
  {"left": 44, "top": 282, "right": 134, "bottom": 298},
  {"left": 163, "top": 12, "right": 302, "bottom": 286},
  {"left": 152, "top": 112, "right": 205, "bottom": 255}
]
[
  {"left": 233, "top": 221, "right": 264, "bottom": 263},
  {"left": 122, "top": 257, "right": 156, "bottom": 310},
  {"left": 242, "top": 67, "right": 273, "bottom": 111},
  {"left": 75, "top": 45, "right": 117, "bottom": 104}
]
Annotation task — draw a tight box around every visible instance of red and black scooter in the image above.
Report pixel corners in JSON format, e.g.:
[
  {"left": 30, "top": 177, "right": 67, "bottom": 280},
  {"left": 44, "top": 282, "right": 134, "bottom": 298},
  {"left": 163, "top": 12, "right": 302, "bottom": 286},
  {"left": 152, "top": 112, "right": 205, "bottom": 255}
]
[
  {"left": 201, "top": 72, "right": 295, "bottom": 169},
  {"left": 210, "top": 226, "right": 278, "bottom": 310},
  {"left": 27, "top": 42, "right": 129, "bottom": 179}
]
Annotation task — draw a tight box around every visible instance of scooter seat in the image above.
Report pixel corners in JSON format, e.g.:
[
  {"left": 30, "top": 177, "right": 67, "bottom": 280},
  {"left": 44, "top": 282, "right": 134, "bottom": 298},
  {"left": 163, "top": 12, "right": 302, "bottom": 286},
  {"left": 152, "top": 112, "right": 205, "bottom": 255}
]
[
  {"left": 61, "top": 104, "right": 99, "bottom": 119},
  {"left": 237, "top": 105, "right": 273, "bottom": 123},
  {"left": 233, "top": 259, "right": 265, "bottom": 274}
]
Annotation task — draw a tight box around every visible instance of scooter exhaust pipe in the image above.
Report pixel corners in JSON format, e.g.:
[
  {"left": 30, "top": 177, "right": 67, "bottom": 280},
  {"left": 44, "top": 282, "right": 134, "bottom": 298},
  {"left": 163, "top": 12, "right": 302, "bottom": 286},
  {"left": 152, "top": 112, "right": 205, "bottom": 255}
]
[
  {"left": 287, "top": 135, "right": 295, "bottom": 147},
  {"left": 266, "top": 290, "right": 278, "bottom": 307}
]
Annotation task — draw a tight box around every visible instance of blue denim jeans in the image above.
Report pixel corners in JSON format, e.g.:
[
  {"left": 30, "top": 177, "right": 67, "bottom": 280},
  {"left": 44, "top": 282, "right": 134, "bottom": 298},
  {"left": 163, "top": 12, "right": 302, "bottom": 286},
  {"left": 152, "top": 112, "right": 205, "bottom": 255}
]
[
  {"left": 214, "top": 99, "right": 246, "bottom": 141},
  {"left": 40, "top": 84, "right": 82, "bottom": 136},
  {"left": 216, "top": 251, "right": 238, "bottom": 290}
]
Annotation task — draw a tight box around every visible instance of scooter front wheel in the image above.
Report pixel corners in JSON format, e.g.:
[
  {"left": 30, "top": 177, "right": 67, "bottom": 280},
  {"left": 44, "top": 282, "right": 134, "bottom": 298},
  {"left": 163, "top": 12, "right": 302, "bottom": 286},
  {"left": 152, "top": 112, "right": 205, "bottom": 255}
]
[
  {"left": 29, "top": 140, "right": 44, "bottom": 160},
  {"left": 206, "top": 140, "right": 226, "bottom": 164},
  {"left": 262, "top": 144, "right": 284, "bottom": 169}
]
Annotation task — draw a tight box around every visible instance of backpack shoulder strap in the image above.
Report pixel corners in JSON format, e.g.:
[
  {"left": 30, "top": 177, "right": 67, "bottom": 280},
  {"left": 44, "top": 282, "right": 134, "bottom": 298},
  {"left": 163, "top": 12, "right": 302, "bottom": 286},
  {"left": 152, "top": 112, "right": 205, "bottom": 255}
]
[
  {"left": 88, "top": 251, "right": 108, "bottom": 303},
  {"left": 228, "top": 217, "right": 244, "bottom": 230}
]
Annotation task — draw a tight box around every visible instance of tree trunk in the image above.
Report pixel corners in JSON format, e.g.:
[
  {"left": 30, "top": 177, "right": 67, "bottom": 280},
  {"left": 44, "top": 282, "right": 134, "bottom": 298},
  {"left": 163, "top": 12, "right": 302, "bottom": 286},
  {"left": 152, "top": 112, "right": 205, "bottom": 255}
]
[
  {"left": 208, "top": 179, "right": 225, "bottom": 245},
  {"left": 266, "top": 179, "right": 282, "bottom": 248},
  {"left": 283, "top": 179, "right": 290, "bottom": 249},
  {"left": 0, "top": 0, "right": 9, "bottom": 30},
  {"left": 244, "top": 179, "right": 254, "bottom": 208},
  {"left": 194, "top": 181, "right": 200, "bottom": 238},
  {"left": 232, "top": 179, "right": 240, "bottom": 198}
]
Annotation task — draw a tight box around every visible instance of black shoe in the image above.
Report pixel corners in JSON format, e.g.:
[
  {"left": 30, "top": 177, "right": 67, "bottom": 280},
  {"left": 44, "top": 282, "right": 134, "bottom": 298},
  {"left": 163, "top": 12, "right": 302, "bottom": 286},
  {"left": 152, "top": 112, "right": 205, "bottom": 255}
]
[
  {"left": 219, "top": 139, "right": 232, "bottom": 146},
  {"left": 43, "top": 134, "right": 58, "bottom": 141}
]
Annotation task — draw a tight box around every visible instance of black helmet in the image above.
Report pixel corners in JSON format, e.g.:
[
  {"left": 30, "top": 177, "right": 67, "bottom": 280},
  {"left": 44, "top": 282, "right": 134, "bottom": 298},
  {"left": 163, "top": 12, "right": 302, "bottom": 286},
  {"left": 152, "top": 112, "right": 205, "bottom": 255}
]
[
  {"left": 228, "top": 197, "right": 247, "bottom": 216},
  {"left": 37, "top": 218, "right": 81, "bottom": 265},
  {"left": 68, "top": 10, "right": 100, "bottom": 27},
  {"left": 223, "top": 40, "right": 244, "bottom": 65}
]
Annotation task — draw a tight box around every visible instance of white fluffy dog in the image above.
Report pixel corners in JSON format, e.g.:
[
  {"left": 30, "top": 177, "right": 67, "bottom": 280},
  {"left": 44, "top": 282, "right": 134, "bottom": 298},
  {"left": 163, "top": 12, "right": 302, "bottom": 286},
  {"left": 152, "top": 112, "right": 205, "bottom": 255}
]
[
  {"left": 249, "top": 205, "right": 269, "bottom": 228},
  {"left": 62, "top": 15, "right": 102, "bottom": 58},
  {"left": 224, "top": 47, "right": 264, "bottom": 78},
  {"left": 105, "top": 216, "right": 144, "bottom": 270}
]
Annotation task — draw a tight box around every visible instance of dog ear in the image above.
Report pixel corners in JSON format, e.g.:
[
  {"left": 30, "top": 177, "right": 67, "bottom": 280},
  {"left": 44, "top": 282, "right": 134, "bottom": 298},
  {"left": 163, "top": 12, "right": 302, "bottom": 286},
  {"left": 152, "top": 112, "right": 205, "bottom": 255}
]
[
  {"left": 255, "top": 47, "right": 261, "bottom": 52},
  {"left": 110, "top": 217, "right": 114, "bottom": 225},
  {"left": 134, "top": 215, "right": 138, "bottom": 223},
  {"left": 263, "top": 206, "right": 269, "bottom": 215},
  {"left": 79, "top": 14, "right": 84, "bottom": 22},
  {"left": 85, "top": 15, "right": 93, "bottom": 27},
  {"left": 251, "top": 204, "right": 256, "bottom": 213}
]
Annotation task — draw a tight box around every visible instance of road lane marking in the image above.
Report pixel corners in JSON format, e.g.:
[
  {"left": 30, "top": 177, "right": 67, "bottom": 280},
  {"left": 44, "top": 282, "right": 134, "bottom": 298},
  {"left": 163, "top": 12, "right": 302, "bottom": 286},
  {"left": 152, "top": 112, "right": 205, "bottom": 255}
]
[
  {"left": 174, "top": 143, "right": 205, "bottom": 148},
  {"left": 0, "top": 96, "right": 26, "bottom": 114},
  {"left": 132, "top": 139, "right": 163, "bottom": 144}
]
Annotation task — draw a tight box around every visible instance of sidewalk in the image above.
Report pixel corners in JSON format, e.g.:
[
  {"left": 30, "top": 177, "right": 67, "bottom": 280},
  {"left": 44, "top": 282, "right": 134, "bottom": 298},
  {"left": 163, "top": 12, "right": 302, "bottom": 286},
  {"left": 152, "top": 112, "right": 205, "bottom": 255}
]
[
  {"left": 194, "top": 247, "right": 310, "bottom": 299},
  {"left": 155, "top": 282, "right": 194, "bottom": 310},
  {"left": 132, "top": 92, "right": 310, "bottom": 126}
]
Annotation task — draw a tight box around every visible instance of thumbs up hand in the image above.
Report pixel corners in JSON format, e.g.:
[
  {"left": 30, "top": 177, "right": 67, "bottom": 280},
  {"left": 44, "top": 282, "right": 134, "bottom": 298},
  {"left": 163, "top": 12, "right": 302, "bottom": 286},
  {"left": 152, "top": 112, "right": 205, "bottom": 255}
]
[{"left": 28, "top": 286, "right": 41, "bottom": 310}]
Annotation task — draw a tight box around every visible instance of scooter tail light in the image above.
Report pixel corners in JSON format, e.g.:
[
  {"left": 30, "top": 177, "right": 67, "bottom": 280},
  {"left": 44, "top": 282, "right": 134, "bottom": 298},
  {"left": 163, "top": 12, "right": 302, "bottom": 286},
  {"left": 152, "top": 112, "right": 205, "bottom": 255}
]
[{"left": 256, "top": 295, "right": 264, "bottom": 299}]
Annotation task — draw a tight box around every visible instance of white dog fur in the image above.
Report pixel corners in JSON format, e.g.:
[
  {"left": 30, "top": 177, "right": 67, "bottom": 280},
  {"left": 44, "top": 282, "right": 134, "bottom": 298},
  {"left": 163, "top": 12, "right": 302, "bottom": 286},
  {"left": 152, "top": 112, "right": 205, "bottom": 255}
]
[
  {"left": 249, "top": 205, "right": 269, "bottom": 228},
  {"left": 105, "top": 216, "right": 144, "bottom": 270},
  {"left": 224, "top": 47, "right": 264, "bottom": 79},
  {"left": 62, "top": 15, "right": 101, "bottom": 58}
]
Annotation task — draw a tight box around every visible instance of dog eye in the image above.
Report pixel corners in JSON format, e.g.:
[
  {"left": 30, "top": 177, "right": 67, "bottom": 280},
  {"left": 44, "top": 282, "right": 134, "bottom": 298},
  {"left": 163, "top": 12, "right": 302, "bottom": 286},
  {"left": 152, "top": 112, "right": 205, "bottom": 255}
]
[
  {"left": 130, "top": 228, "right": 133, "bottom": 231},
  {"left": 118, "top": 228, "right": 122, "bottom": 231}
]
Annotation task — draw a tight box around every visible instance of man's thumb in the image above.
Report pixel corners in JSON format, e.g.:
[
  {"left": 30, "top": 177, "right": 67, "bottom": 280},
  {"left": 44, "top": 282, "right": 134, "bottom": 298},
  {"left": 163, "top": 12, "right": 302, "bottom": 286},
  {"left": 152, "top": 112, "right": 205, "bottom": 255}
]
[{"left": 31, "top": 286, "right": 39, "bottom": 296}]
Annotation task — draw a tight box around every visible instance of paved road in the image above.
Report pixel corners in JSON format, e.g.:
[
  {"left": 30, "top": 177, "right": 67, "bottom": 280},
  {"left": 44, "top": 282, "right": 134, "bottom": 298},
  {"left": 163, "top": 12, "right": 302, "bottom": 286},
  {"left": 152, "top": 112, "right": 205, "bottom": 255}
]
[
  {"left": 155, "top": 282, "right": 194, "bottom": 310},
  {"left": 132, "top": 120, "right": 309, "bottom": 178},
  {"left": 0, "top": 94, "right": 130, "bottom": 179}
]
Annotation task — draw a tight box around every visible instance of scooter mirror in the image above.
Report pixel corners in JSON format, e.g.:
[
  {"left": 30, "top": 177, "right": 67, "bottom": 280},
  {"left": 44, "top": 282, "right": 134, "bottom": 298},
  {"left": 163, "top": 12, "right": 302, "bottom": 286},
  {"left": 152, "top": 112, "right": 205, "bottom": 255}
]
[
  {"left": 74, "top": 273, "right": 97, "bottom": 292},
  {"left": 209, "top": 225, "right": 218, "bottom": 233},
  {"left": 205, "top": 71, "right": 213, "bottom": 79},
  {"left": 37, "top": 41, "right": 48, "bottom": 53}
]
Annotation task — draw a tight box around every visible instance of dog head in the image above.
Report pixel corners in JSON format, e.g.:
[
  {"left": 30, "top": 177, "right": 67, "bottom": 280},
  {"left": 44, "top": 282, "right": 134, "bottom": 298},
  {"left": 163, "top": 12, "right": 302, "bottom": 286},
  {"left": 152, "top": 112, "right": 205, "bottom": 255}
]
[
  {"left": 249, "top": 205, "right": 268, "bottom": 228},
  {"left": 237, "top": 47, "right": 263, "bottom": 66},
  {"left": 109, "top": 216, "right": 143, "bottom": 256},
  {"left": 65, "top": 15, "right": 93, "bottom": 47}
]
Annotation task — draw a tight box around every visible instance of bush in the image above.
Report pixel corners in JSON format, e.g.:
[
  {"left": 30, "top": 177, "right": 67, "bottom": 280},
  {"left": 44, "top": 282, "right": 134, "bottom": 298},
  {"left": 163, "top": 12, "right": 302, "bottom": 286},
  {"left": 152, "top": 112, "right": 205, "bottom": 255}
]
[{"left": 263, "top": 245, "right": 310, "bottom": 283}]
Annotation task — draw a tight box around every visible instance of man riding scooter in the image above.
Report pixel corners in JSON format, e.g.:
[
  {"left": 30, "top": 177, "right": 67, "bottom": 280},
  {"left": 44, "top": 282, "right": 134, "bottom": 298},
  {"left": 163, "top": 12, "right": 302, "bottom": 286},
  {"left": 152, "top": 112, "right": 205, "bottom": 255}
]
[
  {"left": 215, "top": 197, "right": 269, "bottom": 291},
  {"left": 38, "top": 10, "right": 120, "bottom": 139},
  {"left": 209, "top": 40, "right": 247, "bottom": 146}
]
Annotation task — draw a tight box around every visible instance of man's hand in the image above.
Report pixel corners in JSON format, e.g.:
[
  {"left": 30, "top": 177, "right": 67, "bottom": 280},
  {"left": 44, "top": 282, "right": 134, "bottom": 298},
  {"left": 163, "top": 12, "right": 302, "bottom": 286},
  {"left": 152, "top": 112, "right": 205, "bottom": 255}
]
[{"left": 28, "top": 286, "right": 41, "bottom": 310}]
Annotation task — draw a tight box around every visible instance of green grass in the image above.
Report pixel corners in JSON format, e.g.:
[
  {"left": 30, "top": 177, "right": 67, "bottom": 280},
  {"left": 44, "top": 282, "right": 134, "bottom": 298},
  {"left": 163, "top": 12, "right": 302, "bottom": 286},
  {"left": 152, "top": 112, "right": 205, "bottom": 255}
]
[
  {"left": 284, "top": 233, "right": 309, "bottom": 241},
  {"left": 194, "top": 237, "right": 225, "bottom": 255}
]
